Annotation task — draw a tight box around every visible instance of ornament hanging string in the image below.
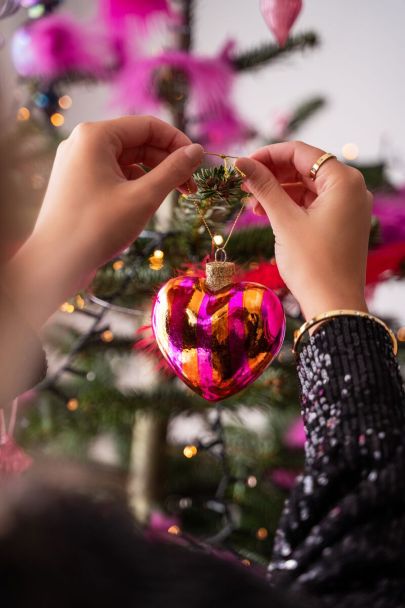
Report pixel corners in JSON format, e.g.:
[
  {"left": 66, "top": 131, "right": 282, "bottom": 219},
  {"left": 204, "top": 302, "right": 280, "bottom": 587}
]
[{"left": 185, "top": 151, "right": 247, "bottom": 260}]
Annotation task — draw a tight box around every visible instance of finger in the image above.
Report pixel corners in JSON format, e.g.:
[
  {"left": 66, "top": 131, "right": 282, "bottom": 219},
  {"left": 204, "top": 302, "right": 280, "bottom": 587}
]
[
  {"left": 74, "top": 115, "right": 192, "bottom": 159},
  {"left": 250, "top": 141, "right": 345, "bottom": 194},
  {"left": 282, "top": 183, "right": 316, "bottom": 208},
  {"left": 122, "top": 164, "right": 147, "bottom": 181},
  {"left": 235, "top": 157, "right": 300, "bottom": 226},
  {"left": 130, "top": 143, "right": 204, "bottom": 210}
]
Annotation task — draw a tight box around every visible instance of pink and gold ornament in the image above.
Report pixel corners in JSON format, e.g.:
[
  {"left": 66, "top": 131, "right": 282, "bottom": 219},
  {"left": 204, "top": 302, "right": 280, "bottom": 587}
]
[
  {"left": 152, "top": 260, "right": 285, "bottom": 402},
  {"left": 260, "top": 0, "right": 303, "bottom": 47}
]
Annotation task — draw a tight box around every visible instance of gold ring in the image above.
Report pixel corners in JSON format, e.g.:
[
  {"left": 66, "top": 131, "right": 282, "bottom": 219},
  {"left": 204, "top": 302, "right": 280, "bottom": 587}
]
[{"left": 309, "top": 152, "right": 336, "bottom": 180}]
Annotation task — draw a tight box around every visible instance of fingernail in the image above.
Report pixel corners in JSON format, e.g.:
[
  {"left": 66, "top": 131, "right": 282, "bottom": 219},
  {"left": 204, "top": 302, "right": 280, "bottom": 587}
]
[
  {"left": 184, "top": 143, "right": 204, "bottom": 163},
  {"left": 235, "top": 157, "right": 255, "bottom": 177}
]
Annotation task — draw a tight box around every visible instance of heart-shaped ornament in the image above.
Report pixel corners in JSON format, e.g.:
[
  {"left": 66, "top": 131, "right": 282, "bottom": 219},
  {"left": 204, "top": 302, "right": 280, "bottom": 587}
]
[{"left": 152, "top": 262, "right": 285, "bottom": 402}]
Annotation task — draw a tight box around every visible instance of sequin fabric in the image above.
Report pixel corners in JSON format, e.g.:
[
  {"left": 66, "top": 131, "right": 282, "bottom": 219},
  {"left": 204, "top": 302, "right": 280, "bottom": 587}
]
[{"left": 269, "top": 316, "right": 405, "bottom": 608}]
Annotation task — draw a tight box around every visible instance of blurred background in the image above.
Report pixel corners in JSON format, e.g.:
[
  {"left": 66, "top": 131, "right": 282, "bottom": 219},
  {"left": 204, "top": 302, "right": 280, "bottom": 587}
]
[{"left": 1, "top": 0, "right": 404, "bottom": 566}]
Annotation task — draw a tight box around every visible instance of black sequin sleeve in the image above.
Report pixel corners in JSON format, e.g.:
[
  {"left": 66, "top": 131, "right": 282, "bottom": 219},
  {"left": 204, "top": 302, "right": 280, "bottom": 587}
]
[{"left": 269, "top": 316, "right": 405, "bottom": 608}]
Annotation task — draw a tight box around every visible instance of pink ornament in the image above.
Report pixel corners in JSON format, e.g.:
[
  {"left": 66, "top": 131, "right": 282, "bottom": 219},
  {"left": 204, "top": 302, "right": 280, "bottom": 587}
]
[
  {"left": 260, "top": 0, "right": 303, "bottom": 47},
  {"left": 12, "top": 15, "right": 118, "bottom": 79},
  {"left": 152, "top": 275, "right": 285, "bottom": 402}
]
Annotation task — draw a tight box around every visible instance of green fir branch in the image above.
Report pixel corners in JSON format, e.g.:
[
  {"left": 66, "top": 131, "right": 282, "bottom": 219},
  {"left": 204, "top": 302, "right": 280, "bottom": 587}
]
[
  {"left": 232, "top": 32, "right": 319, "bottom": 72},
  {"left": 286, "top": 96, "right": 326, "bottom": 133}
]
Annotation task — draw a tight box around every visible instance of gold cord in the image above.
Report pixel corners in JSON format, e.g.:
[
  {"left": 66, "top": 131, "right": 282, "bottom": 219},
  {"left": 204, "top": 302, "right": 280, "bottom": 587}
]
[{"left": 187, "top": 151, "right": 246, "bottom": 255}]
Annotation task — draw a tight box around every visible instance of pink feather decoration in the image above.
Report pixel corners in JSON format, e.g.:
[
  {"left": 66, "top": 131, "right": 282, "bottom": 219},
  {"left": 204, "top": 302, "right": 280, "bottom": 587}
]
[
  {"left": 197, "top": 102, "right": 252, "bottom": 149},
  {"left": 100, "top": 0, "right": 172, "bottom": 25},
  {"left": 12, "top": 14, "right": 118, "bottom": 79},
  {"left": 116, "top": 44, "right": 235, "bottom": 116},
  {"left": 260, "top": 0, "right": 303, "bottom": 47}
]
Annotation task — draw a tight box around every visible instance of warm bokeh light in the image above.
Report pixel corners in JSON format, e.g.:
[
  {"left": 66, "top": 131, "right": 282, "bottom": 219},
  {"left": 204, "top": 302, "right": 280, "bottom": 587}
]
[
  {"left": 247, "top": 475, "right": 257, "bottom": 488},
  {"left": 153, "top": 249, "right": 164, "bottom": 259},
  {"left": 183, "top": 444, "right": 198, "bottom": 459},
  {"left": 58, "top": 95, "right": 73, "bottom": 110},
  {"left": 167, "top": 525, "right": 181, "bottom": 535},
  {"left": 113, "top": 260, "right": 125, "bottom": 271},
  {"left": 17, "top": 106, "right": 30, "bottom": 121},
  {"left": 66, "top": 398, "right": 79, "bottom": 411},
  {"left": 60, "top": 302, "right": 75, "bottom": 313},
  {"left": 213, "top": 234, "right": 224, "bottom": 246},
  {"left": 101, "top": 330, "right": 114, "bottom": 343},
  {"left": 397, "top": 327, "right": 405, "bottom": 342},
  {"left": 75, "top": 294, "right": 85, "bottom": 309},
  {"left": 342, "top": 142, "right": 359, "bottom": 161},
  {"left": 256, "top": 527, "right": 269, "bottom": 540},
  {"left": 50, "top": 112, "right": 65, "bottom": 127}
]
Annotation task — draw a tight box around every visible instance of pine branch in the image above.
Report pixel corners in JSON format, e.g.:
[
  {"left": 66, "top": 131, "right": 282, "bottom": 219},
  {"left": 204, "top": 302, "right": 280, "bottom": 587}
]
[
  {"left": 232, "top": 32, "right": 319, "bottom": 72},
  {"left": 286, "top": 96, "right": 326, "bottom": 133}
]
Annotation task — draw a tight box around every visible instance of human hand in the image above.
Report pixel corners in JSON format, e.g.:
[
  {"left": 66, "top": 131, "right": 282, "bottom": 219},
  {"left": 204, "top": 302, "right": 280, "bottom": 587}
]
[
  {"left": 236, "top": 141, "right": 372, "bottom": 321},
  {"left": 5, "top": 115, "right": 203, "bottom": 328}
]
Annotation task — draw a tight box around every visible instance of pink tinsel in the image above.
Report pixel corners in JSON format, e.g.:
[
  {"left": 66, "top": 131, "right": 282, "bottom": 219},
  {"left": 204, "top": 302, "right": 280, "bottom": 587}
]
[
  {"left": 12, "top": 14, "right": 118, "bottom": 79},
  {"left": 373, "top": 188, "right": 405, "bottom": 244},
  {"left": 284, "top": 417, "right": 306, "bottom": 449}
]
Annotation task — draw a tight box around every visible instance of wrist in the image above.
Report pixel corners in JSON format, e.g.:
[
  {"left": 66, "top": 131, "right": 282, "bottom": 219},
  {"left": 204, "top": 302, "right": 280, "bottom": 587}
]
[{"left": 297, "top": 289, "right": 368, "bottom": 329}]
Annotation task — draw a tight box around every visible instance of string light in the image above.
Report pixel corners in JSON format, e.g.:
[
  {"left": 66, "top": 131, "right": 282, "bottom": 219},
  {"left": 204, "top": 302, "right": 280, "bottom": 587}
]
[
  {"left": 167, "top": 525, "right": 181, "bottom": 535},
  {"left": 149, "top": 249, "right": 165, "bottom": 271},
  {"left": 27, "top": 4, "right": 45, "bottom": 18},
  {"left": 66, "top": 398, "right": 79, "bottom": 411},
  {"left": 58, "top": 95, "right": 73, "bottom": 110},
  {"left": 86, "top": 371, "right": 96, "bottom": 382},
  {"left": 397, "top": 327, "right": 405, "bottom": 342},
  {"left": 241, "top": 559, "right": 251, "bottom": 567},
  {"left": 213, "top": 234, "right": 224, "bottom": 247},
  {"left": 101, "top": 329, "right": 114, "bottom": 343},
  {"left": 75, "top": 294, "right": 85, "bottom": 309},
  {"left": 113, "top": 260, "right": 125, "bottom": 271},
  {"left": 246, "top": 475, "right": 257, "bottom": 488},
  {"left": 60, "top": 302, "right": 75, "bottom": 313},
  {"left": 256, "top": 527, "right": 268, "bottom": 540},
  {"left": 342, "top": 142, "right": 359, "bottom": 161},
  {"left": 17, "top": 107, "right": 30, "bottom": 121},
  {"left": 50, "top": 112, "right": 65, "bottom": 127},
  {"left": 183, "top": 444, "right": 198, "bottom": 459}
]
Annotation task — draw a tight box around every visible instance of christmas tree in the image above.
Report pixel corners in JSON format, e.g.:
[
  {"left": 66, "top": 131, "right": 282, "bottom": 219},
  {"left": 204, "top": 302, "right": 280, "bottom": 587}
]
[{"left": 3, "top": 0, "right": 405, "bottom": 566}]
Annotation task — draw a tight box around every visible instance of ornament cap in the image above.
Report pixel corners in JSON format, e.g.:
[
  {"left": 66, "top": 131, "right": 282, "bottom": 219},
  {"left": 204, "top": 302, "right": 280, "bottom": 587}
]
[{"left": 205, "top": 261, "right": 235, "bottom": 291}]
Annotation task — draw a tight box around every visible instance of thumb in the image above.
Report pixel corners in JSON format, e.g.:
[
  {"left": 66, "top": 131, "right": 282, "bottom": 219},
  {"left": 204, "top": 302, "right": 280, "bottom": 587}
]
[
  {"left": 138, "top": 143, "right": 204, "bottom": 205},
  {"left": 235, "top": 157, "right": 297, "bottom": 225}
]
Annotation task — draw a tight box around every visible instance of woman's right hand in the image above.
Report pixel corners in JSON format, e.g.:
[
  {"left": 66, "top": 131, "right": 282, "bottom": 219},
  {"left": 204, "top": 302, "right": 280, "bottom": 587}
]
[{"left": 236, "top": 141, "right": 372, "bottom": 321}]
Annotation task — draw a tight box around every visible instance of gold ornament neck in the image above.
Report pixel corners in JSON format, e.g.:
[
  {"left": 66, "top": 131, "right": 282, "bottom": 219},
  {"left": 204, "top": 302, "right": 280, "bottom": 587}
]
[{"left": 205, "top": 261, "right": 235, "bottom": 291}]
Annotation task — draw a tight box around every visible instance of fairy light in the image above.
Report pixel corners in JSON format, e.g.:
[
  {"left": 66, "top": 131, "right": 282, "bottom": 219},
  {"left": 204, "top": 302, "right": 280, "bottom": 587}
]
[
  {"left": 167, "top": 525, "right": 181, "bottom": 536},
  {"left": 60, "top": 302, "right": 75, "bottom": 313},
  {"left": 113, "top": 260, "right": 125, "bottom": 271},
  {"left": 58, "top": 95, "right": 73, "bottom": 110},
  {"left": 397, "top": 327, "right": 405, "bottom": 342},
  {"left": 246, "top": 475, "right": 257, "bottom": 488},
  {"left": 75, "top": 294, "right": 85, "bottom": 309},
  {"left": 183, "top": 444, "right": 198, "bottom": 459},
  {"left": 101, "top": 329, "right": 114, "bottom": 343},
  {"left": 256, "top": 527, "right": 268, "bottom": 540},
  {"left": 213, "top": 234, "right": 224, "bottom": 247},
  {"left": 149, "top": 249, "right": 165, "bottom": 271},
  {"left": 241, "top": 559, "right": 251, "bottom": 567},
  {"left": 17, "top": 107, "right": 30, "bottom": 121},
  {"left": 50, "top": 112, "right": 65, "bottom": 127},
  {"left": 342, "top": 142, "right": 359, "bottom": 161},
  {"left": 66, "top": 398, "right": 79, "bottom": 411},
  {"left": 27, "top": 4, "right": 45, "bottom": 18}
]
